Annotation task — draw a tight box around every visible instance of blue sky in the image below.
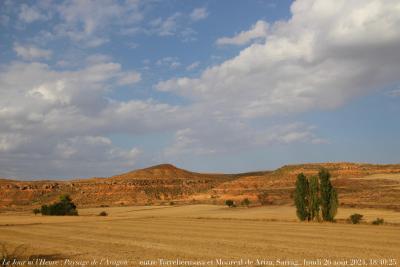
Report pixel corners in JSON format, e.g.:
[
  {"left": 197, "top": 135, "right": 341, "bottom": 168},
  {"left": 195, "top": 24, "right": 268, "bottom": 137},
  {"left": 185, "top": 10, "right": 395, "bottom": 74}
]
[{"left": 0, "top": 0, "right": 399, "bottom": 179}]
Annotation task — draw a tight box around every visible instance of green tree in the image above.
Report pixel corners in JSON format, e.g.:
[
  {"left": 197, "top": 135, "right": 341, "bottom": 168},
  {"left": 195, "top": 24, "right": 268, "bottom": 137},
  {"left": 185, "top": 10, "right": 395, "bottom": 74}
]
[
  {"left": 328, "top": 187, "right": 338, "bottom": 220},
  {"left": 40, "top": 194, "right": 78, "bottom": 216},
  {"left": 294, "top": 173, "right": 309, "bottom": 221},
  {"left": 319, "top": 169, "right": 337, "bottom": 221},
  {"left": 308, "top": 176, "right": 320, "bottom": 221}
]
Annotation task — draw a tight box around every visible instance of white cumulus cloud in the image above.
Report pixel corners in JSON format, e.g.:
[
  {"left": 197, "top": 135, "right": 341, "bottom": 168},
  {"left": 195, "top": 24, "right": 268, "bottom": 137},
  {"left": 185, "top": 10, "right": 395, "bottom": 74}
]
[
  {"left": 0, "top": 60, "right": 154, "bottom": 178},
  {"left": 158, "top": 0, "right": 400, "bottom": 120},
  {"left": 3, "top": 0, "right": 399, "bottom": 177}
]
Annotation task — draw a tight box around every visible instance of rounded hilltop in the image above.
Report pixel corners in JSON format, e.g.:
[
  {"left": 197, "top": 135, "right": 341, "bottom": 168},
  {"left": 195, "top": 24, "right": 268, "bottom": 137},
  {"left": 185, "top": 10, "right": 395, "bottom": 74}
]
[
  {"left": 145, "top": 163, "right": 180, "bottom": 170},
  {"left": 110, "top": 163, "right": 228, "bottom": 181}
]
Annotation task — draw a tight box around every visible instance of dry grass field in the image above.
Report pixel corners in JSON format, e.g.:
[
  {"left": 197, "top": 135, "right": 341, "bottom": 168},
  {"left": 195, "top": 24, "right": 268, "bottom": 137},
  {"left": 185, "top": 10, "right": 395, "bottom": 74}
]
[{"left": 0, "top": 205, "right": 399, "bottom": 267}]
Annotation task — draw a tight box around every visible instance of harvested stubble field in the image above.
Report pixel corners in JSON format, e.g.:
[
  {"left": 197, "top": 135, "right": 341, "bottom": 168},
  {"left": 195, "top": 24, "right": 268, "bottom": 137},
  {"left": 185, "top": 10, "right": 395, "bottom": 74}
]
[{"left": 0, "top": 205, "right": 399, "bottom": 267}]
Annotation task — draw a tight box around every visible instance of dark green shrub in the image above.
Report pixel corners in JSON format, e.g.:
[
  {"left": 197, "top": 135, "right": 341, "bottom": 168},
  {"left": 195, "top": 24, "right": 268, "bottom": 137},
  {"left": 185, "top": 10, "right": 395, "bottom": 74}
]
[
  {"left": 40, "top": 194, "right": 78, "bottom": 216},
  {"left": 372, "top": 218, "right": 384, "bottom": 225},
  {"left": 241, "top": 198, "right": 250, "bottom": 207},
  {"left": 33, "top": 208, "right": 40, "bottom": 215},
  {"left": 225, "top": 200, "right": 235, "bottom": 208},
  {"left": 349, "top": 213, "right": 363, "bottom": 224},
  {"left": 98, "top": 211, "right": 108, "bottom": 216}
]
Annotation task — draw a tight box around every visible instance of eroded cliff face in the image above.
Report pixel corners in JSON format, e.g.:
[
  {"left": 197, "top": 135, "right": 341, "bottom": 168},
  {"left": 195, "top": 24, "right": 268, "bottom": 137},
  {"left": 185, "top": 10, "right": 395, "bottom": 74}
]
[
  {"left": 0, "top": 164, "right": 236, "bottom": 210},
  {"left": 1, "top": 163, "right": 400, "bottom": 211}
]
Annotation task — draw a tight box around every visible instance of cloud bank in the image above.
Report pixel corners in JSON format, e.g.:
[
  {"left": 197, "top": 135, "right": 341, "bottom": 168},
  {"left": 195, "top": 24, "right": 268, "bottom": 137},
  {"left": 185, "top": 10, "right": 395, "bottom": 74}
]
[
  {"left": 158, "top": 0, "right": 400, "bottom": 120},
  {"left": 1, "top": 0, "right": 400, "bottom": 178}
]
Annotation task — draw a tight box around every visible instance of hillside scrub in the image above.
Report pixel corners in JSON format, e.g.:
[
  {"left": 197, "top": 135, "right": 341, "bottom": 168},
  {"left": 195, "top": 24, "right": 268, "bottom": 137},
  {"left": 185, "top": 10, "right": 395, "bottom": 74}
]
[
  {"left": 241, "top": 198, "right": 251, "bottom": 207},
  {"left": 33, "top": 208, "right": 40, "bottom": 215},
  {"left": 257, "top": 191, "right": 270, "bottom": 205}
]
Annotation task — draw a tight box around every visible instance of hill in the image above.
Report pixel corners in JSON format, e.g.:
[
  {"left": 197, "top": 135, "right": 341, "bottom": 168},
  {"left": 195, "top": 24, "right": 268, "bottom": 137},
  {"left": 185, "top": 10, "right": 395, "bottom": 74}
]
[
  {"left": 1, "top": 162, "right": 400, "bottom": 211},
  {"left": 202, "top": 162, "right": 400, "bottom": 210},
  {"left": 110, "top": 163, "right": 231, "bottom": 180},
  {"left": 0, "top": 164, "right": 236, "bottom": 209}
]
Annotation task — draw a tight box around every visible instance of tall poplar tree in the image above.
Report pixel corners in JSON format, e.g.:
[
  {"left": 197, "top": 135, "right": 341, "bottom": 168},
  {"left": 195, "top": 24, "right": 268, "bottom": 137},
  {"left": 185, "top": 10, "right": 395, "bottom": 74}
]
[
  {"left": 308, "top": 175, "right": 320, "bottom": 221},
  {"left": 294, "top": 173, "right": 309, "bottom": 221},
  {"left": 328, "top": 187, "right": 338, "bottom": 220},
  {"left": 319, "top": 168, "right": 337, "bottom": 221}
]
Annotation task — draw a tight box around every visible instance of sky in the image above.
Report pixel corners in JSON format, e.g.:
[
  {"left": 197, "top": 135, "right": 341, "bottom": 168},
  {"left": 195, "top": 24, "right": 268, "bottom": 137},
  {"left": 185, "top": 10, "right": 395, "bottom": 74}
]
[{"left": 0, "top": 0, "right": 400, "bottom": 179}]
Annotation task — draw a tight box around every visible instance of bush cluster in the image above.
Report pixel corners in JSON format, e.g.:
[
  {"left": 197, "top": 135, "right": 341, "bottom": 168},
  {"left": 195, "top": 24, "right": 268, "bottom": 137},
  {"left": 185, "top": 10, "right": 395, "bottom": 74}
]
[
  {"left": 349, "top": 213, "right": 363, "bottom": 224},
  {"left": 38, "top": 195, "right": 78, "bottom": 216},
  {"left": 347, "top": 214, "right": 385, "bottom": 225},
  {"left": 98, "top": 211, "right": 108, "bottom": 216},
  {"left": 241, "top": 198, "right": 251, "bottom": 207},
  {"left": 225, "top": 200, "right": 236, "bottom": 208},
  {"left": 372, "top": 218, "right": 384, "bottom": 225}
]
